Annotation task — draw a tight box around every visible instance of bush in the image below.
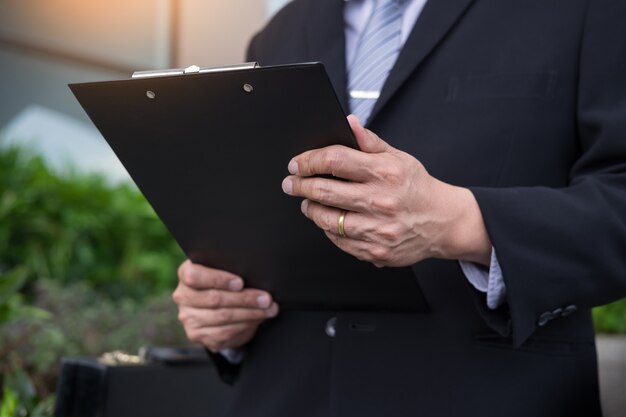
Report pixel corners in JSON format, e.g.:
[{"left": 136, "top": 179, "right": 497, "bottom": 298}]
[
  {"left": 0, "top": 146, "right": 187, "bottom": 415},
  {"left": 0, "top": 267, "right": 53, "bottom": 417},
  {"left": 0, "top": 146, "right": 185, "bottom": 300},
  {"left": 0, "top": 278, "right": 186, "bottom": 416},
  {"left": 593, "top": 298, "right": 626, "bottom": 334}
]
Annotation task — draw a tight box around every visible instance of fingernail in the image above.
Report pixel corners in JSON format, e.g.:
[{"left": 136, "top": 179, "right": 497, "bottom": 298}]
[
  {"left": 282, "top": 178, "right": 293, "bottom": 194},
  {"left": 228, "top": 279, "right": 243, "bottom": 291},
  {"left": 288, "top": 159, "right": 299, "bottom": 175},
  {"left": 265, "top": 303, "right": 279, "bottom": 317},
  {"left": 301, "top": 199, "right": 309, "bottom": 215},
  {"left": 257, "top": 294, "right": 271, "bottom": 308}
]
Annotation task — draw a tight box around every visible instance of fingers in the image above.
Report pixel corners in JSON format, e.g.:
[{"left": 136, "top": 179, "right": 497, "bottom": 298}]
[
  {"left": 347, "top": 114, "right": 390, "bottom": 154},
  {"left": 282, "top": 120, "right": 404, "bottom": 210},
  {"left": 173, "top": 284, "right": 276, "bottom": 310},
  {"left": 174, "top": 260, "right": 276, "bottom": 310},
  {"left": 184, "top": 321, "right": 262, "bottom": 353},
  {"left": 301, "top": 199, "right": 400, "bottom": 243},
  {"left": 300, "top": 199, "right": 365, "bottom": 239},
  {"left": 285, "top": 117, "right": 391, "bottom": 181},
  {"left": 284, "top": 174, "right": 372, "bottom": 212},
  {"left": 173, "top": 260, "right": 280, "bottom": 351},
  {"left": 178, "top": 259, "right": 244, "bottom": 291},
  {"left": 286, "top": 145, "right": 377, "bottom": 182},
  {"left": 178, "top": 302, "right": 279, "bottom": 328},
  {"left": 324, "top": 228, "right": 408, "bottom": 267}
]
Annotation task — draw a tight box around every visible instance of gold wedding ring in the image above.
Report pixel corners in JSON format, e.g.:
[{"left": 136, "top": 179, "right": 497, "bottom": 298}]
[{"left": 338, "top": 210, "right": 348, "bottom": 237}]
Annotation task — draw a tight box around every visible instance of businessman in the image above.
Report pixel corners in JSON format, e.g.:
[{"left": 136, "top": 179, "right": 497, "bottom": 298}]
[{"left": 172, "top": 0, "right": 626, "bottom": 415}]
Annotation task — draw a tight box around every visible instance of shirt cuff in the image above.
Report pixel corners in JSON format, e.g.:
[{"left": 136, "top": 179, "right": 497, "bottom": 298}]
[
  {"left": 459, "top": 248, "right": 507, "bottom": 310},
  {"left": 219, "top": 348, "right": 245, "bottom": 364}
]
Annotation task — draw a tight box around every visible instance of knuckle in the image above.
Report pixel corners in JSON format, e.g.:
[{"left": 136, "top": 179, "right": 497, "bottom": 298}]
[
  {"left": 212, "top": 326, "right": 235, "bottom": 344},
  {"left": 185, "top": 328, "right": 201, "bottom": 343},
  {"left": 351, "top": 246, "right": 370, "bottom": 262},
  {"left": 352, "top": 198, "right": 369, "bottom": 213},
  {"left": 181, "top": 270, "right": 198, "bottom": 287},
  {"left": 244, "top": 291, "right": 264, "bottom": 308},
  {"left": 370, "top": 245, "right": 392, "bottom": 264},
  {"left": 301, "top": 152, "right": 312, "bottom": 171},
  {"left": 377, "top": 164, "right": 402, "bottom": 182},
  {"left": 205, "top": 289, "right": 223, "bottom": 307},
  {"left": 178, "top": 262, "right": 199, "bottom": 287},
  {"left": 324, "top": 148, "right": 345, "bottom": 175},
  {"left": 216, "top": 308, "right": 235, "bottom": 324},
  {"left": 310, "top": 179, "right": 332, "bottom": 202},
  {"left": 371, "top": 195, "right": 399, "bottom": 215},
  {"left": 177, "top": 262, "right": 186, "bottom": 280},
  {"left": 376, "top": 223, "right": 402, "bottom": 245},
  {"left": 179, "top": 311, "right": 199, "bottom": 328},
  {"left": 243, "top": 291, "right": 259, "bottom": 307},
  {"left": 318, "top": 211, "right": 335, "bottom": 232},
  {"left": 171, "top": 288, "right": 183, "bottom": 304}
]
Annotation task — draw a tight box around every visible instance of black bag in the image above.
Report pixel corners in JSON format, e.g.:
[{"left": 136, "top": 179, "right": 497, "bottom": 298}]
[{"left": 53, "top": 347, "right": 233, "bottom": 417}]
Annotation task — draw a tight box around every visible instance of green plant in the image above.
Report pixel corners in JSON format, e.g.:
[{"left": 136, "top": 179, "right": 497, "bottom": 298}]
[
  {"left": 593, "top": 298, "right": 626, "bottom": 334},
  {"left": 0, "top": 267, "right": 53, "bottom": 417},
  {"left": 0, "top": 372, "right": 54, "bottom": 417},
  {"left": 0, "top": 278, "right": 186, "bottom": 416},
  {"left": 0, "top": 387, "right": 18, "bottom": 417},
  {"left": 0, "top": 145, "right": 187, "bottom": 414},
  {"left": 0, "top": 146, "right": 185, "bottom": 300}
]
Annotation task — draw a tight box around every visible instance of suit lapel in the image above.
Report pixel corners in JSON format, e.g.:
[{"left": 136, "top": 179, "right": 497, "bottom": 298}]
[
  {"left": 305, "top": 0, "right": 350, "bottom": 113},
  {"left": 368, "top": 0, "right": 476, "bottom": 125}
]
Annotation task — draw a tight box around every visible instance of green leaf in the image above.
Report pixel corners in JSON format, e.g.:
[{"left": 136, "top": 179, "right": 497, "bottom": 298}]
[
  {"left": 4, "top": 369, "right": 37, "bottom": 404},
  {"left": 593, "top": 298, "right": 626, "bottom": 334},
  {"left": 0, "top": 267, "right": 28, "bottom": 306},
  {"left": 0, "top": 387, "right": 18, "bottom": 417},
  {"left": 29, "top": 396, "right": 55, "bottom": 417}
]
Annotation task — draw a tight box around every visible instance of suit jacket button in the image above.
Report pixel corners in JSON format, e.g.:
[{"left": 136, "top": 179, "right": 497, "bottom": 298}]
[
  {"left": 562, "top": 305, "right": 578, "bottom": 316},
  {"left": 325, "top": 317, "right": 337, "bottom": 338},
  {"left": 537, "top": 312, "right": 553, "bottom": 326}
]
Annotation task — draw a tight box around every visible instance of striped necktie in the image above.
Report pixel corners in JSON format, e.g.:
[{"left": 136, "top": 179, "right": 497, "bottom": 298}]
[{"left": 348, "top": 0, "right": 405, "bottom": 125}]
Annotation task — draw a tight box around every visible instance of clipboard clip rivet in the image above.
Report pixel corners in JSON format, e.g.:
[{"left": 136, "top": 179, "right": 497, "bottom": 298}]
[
  {"left": 243, "top": 84, "right": 254, "bottom": 93},
  {"left": 146, "top": 90, "right": 156, "bottom": 99}
]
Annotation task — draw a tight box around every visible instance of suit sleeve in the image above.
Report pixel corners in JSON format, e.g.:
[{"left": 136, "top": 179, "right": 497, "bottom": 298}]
[{"left": 470, "top": 0, "right": 626, "bottom": 346}]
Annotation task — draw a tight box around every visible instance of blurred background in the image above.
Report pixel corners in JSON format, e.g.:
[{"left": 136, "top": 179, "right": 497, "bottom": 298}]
[
  {"left": 0, "top": 1, "right": 624, "bottom": 416},
  {"left": 0, "top": 1, "right": 291, "bottom": 416},
  {"left": 0, "top": 0, "right": 289, "bottom": 181}
]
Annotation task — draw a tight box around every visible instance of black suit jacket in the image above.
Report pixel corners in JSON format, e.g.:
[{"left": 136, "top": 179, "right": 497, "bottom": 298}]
[{"left": 215, "top": 0, "right": 626, "bottom": 416}]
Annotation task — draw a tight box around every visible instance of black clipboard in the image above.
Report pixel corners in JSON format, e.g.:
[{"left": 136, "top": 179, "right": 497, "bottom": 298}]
[{"left": 70, "top": 62, "right": 428, "bottom": 312}]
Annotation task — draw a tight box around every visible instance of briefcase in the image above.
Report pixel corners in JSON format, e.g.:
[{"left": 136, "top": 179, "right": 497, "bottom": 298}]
[{"left": 53, "top": 347, "right": 233, "bottom": 417}]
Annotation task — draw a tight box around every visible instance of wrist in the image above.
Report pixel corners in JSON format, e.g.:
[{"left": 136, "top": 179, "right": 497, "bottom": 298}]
[{"left": 438, "top": 185, "right": 492, "bottom": 266}]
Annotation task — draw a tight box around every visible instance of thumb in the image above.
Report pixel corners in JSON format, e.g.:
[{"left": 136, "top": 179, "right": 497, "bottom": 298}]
[{"left": 347, "top": 114, "right": 390, "bottom": 154}]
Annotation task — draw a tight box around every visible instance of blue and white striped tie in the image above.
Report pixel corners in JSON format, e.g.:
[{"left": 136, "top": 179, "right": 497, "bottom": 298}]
[{"left": 348, "top": 0, "right": 404, "bottom": 125}]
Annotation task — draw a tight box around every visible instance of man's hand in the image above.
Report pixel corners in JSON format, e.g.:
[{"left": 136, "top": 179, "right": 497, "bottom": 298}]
[
  {"left": 172, "top": 260, "right": 279, "bottom": 353},
  {"left": 281, "top": 115, "right": 492, "bottom": 267}
]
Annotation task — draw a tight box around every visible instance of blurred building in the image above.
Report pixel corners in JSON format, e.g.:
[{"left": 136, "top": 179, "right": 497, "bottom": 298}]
[{"left": 0, "top": 0, "right": 291, "bottom": 180}]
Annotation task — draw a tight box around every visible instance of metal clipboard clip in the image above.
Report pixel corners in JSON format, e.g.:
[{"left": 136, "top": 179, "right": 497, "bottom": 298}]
[{"left": 131, "top": 62, "right": 260, "bottom": 79}]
